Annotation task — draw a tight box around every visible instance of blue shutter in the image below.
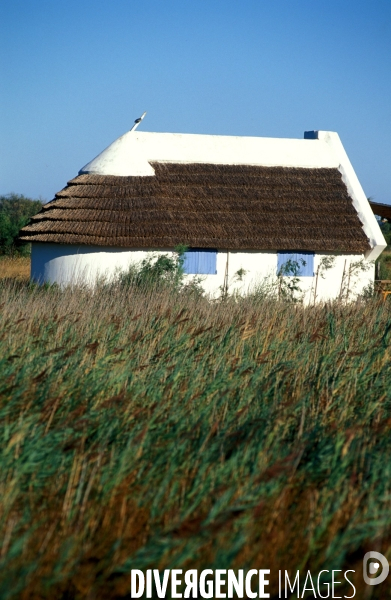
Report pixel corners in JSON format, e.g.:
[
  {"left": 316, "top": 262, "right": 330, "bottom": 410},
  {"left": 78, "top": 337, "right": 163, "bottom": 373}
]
[
  {"left": 277, "top": 252, "right": 314, "bottom": 277},
  {"left": 197, "top": 250, "right": 217, "bottom": 274},
  {"left": 183, "top": 251, "right": 199, "bottom": 274},
  {"left": 183, "top": 250, "right": 217, "bottom": 274}
]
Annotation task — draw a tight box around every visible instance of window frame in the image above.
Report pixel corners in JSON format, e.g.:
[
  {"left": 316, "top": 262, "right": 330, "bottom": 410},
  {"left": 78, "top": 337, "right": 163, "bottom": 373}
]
[
  {"left": 277, "top": 252, "right": 315, "bottom": 277},
  {"left": 182, "top": 249, "right": 218, "bottom": 275}
]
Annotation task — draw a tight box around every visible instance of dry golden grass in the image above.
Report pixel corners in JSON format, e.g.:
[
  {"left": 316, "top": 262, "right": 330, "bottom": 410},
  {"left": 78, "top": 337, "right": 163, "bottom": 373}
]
[{"left": 0, "top": 256, "right": 30, "bottom": 281}]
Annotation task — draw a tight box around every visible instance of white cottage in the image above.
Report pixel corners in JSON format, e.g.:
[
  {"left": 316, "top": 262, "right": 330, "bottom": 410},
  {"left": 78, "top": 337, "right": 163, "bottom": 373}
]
[{"left": 20, "top": 128, "right": 386, "bottom": 301}]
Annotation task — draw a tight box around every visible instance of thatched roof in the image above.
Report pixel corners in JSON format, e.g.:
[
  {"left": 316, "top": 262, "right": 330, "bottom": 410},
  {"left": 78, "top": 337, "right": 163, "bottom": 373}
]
[
  {"left": 19, "top": 163, "right": 370, "bottom": 253},
  {"left": 369, "top": 200, "right": 391, "bottom": 221}
]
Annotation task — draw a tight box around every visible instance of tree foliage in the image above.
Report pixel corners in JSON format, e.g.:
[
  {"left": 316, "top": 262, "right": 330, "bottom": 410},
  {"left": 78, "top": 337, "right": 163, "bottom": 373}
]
[
  {"left": 0, "top": 193, "right": 43, "bottom": 255},
  {"left": 380, "top": 219, "right": 391, "bottom": 246}
]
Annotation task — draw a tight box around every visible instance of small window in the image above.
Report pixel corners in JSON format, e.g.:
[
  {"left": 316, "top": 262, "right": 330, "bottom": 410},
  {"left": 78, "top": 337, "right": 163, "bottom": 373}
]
[
  {"left": 183, "top": 249, "right": 217, "bottom": 274},
  {"left": 277, "top": 252, "right": 314, "bottom": 277}
]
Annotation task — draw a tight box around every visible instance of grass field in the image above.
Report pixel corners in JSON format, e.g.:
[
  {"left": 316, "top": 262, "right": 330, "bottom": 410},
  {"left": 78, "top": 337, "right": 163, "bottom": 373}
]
[
  {"left": 1, "top": 273, "right": 391, "bottom": 599},
  {"left": 0, "top": 256, "right": 30, "bottom": 281}
]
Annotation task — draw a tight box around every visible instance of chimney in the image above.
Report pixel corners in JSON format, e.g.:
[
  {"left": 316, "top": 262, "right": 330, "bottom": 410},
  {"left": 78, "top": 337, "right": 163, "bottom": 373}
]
[{"left": 304, "top": 131, "right": 319, "bottom": 140}]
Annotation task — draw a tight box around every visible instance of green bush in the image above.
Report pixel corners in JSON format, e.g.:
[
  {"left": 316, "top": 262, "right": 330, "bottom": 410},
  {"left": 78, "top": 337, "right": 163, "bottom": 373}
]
[
  {"left": 117, "top": 250, "right": 185, "bottom": 289},
  {"left": 380, "top": 220, "right": 391, "bottom": 246},
  {"left": 0, "top": 193, "right": 43, "bottom": 255}
]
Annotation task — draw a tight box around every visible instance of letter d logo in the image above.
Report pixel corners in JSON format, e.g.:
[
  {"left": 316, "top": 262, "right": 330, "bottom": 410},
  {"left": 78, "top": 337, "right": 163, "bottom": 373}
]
[{"left": 363, "top": 551, "right": 389, "bottom": 585}]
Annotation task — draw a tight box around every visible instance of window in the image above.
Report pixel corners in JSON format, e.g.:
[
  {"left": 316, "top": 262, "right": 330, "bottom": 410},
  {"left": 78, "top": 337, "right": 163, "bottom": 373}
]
[
  {"left": 277, "top": 252, "right": 314, "bottom": 277},
  {"left": 183, "top": 249, "right": 217, "bottom": 274}
]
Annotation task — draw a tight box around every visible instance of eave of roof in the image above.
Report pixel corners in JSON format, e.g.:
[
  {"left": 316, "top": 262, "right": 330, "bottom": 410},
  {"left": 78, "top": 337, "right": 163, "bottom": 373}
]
[{"left": 20, "top": 164, "right": 370, "bottom": 254}]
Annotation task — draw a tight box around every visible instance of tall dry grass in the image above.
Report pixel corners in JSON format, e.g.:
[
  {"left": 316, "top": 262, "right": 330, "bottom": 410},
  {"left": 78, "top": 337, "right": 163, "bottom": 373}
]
[
  {"left": 0, "top": 256, "right": 30, "bottom": 281},
  {"left": 1, "top": 278, "right": 391, "bottom": 598}
]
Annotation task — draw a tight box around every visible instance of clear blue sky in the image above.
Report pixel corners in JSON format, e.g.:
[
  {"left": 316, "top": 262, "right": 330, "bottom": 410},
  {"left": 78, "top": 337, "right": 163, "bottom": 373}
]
[{"left": 1, "top": 0, "right": 390, "bottom": 203}]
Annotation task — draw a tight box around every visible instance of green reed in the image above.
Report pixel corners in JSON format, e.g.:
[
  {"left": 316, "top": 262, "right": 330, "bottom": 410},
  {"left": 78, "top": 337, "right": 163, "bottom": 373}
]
[{"left": 1, "top": 278, "right": 391, "bottom": 599}]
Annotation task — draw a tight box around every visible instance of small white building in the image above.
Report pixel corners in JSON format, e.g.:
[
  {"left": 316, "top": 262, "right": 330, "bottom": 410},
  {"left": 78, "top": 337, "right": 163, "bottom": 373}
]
[{"left": 20, "top": 128, "right": 386, "bottom": 301}]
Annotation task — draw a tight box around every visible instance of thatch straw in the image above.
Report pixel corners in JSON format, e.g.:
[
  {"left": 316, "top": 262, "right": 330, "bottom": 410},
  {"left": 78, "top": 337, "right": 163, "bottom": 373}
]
[{"left": 19, "top": 164, "right": 370, "bottom": 252}]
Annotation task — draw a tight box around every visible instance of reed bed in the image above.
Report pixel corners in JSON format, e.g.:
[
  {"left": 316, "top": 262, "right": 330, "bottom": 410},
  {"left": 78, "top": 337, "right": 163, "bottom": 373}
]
[
  {"left": 1, "top": 279, "right": 391, "bottom": 599},
  {"left": 0, "top": 256, "right": 30, "bottom": 281}
]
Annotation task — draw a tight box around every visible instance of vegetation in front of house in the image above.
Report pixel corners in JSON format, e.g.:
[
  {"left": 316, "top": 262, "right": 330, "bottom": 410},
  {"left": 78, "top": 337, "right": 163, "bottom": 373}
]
[
  {"left": 375, "top": 220, "right": 391, "bottom": 280},
  {"left": 379, "top": 219, "right": 391, "bottom": 246},
  {"left": 0, "top": 194, "right": 42, "bottom": 255},
  {"left": 0, "top": 256, "right": 30, "bottom": 280},
  {"left": 116, "top": 244, "right": 188, "bottom": 290},
  {"left": 1, "top": 274, "right": 391, "bottom": 599},
  {"left": 376, "top": 249, "right": 391, "bottom": 280}
]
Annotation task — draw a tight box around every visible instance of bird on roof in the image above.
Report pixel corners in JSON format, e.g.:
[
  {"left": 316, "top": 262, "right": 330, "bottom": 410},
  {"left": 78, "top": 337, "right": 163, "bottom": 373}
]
[{"left": 131, "top": 112, "right": 147, "bottom": 131}]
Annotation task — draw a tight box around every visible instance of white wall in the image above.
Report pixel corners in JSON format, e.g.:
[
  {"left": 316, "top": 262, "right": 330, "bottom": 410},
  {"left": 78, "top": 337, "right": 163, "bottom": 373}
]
[
  {"left": 79, "top": 131, "right": 338, "bottom": 177},
  {"left": 31, "top": 243, "right": 154, "bottom": 287},
  {"left": 219, "top": 251, "right": 373, "bottom": 302},
  {"left": 31, "top": 243, "right": 374, "bottom": 302}
]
